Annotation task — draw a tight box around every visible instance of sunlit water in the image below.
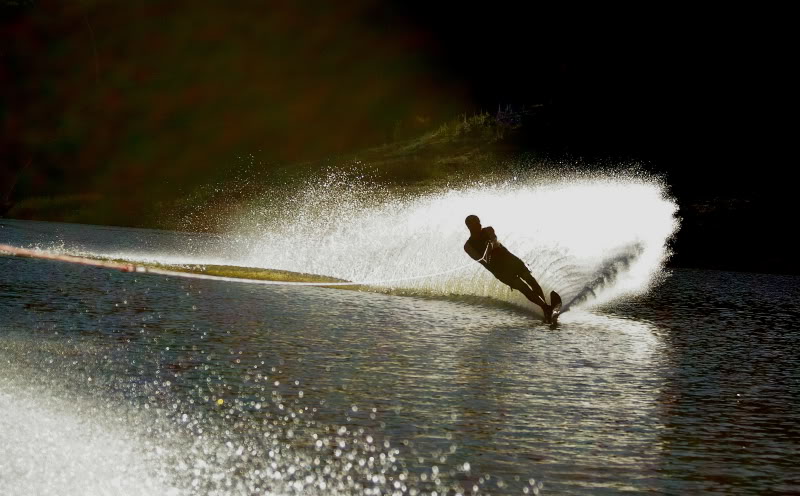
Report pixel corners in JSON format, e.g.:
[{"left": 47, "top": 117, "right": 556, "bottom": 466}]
[{"left": 1, "top": 177, "right": 799, "bottom": 494}]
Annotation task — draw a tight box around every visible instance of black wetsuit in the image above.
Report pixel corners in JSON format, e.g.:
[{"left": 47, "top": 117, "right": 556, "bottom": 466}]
[
  {"left": 464, "top": 226, "right": 531, "bottom": 288},
  {"left": 465, "top": 224, "right": 556, "bottom": 320}
]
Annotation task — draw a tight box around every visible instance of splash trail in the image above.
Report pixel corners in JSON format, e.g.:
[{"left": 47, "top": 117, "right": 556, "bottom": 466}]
[{"left": 1, "top": 172, "right": 679, "bottom": 313}]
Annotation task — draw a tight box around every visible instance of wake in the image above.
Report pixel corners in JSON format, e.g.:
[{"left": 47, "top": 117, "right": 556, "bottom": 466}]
[
  {"left": 2, "top": 170, "right": 679, "bottom": 314},
  {"left": 216, "top": 170, "right": 679, "bottom": 311}
]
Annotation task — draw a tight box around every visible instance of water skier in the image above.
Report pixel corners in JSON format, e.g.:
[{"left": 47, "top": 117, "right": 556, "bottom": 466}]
[{"left": 463, "top": 214, "right": 560, "bottom": 323}]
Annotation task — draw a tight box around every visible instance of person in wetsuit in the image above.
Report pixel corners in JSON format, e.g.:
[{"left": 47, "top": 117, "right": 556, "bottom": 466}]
[{"left": 463, "top": 214, "right": 553, "bottom": 321}]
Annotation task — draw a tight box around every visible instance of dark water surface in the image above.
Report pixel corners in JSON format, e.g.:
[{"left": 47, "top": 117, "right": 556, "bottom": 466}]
[{"left": 1, "top": 219, "right": 798, "bottom": 494}]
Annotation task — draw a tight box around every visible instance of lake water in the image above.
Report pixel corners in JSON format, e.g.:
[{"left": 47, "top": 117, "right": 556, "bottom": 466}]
[{"left": 1, "top": 207, "right": 799, "bottom": 494}]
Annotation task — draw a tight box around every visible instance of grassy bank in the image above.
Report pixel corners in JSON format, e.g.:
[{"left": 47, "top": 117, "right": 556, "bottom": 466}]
[{"left": 5, "top": 111, "right": 526, "bottom": 231}]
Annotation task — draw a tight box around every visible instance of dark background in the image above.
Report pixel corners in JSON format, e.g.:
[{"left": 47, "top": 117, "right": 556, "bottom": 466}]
[
  {"left": 1, "top": 1, "right": 794, "bottom": 273},
  {"left": 397, "top": 4, "right": 790, "bottom": 195}
]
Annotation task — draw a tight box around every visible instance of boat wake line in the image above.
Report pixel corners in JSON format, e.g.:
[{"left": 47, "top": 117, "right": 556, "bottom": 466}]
[{"left": 0, "top": 243, "right": 476, "bottom": 287}]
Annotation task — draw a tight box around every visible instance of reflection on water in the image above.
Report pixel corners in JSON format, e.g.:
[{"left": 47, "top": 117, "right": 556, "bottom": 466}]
[
  {"left": 1, "top": 220, "right": 799, "bottom": 494},
  {"left": 611, "top": 270, "right": 800, "bottom": 493},
  {"left": 0, "top": 375, "right": 175, "bottom": 495}
]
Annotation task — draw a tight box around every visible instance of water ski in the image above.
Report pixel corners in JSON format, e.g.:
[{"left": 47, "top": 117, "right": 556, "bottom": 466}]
[{"left": 547, "top": 290, "right": 562, "bottom": 325}]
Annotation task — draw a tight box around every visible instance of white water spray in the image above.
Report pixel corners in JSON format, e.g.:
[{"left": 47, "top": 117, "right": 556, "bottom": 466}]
[
  {"left": 5, "top": 171, "right": 678, "bottom": 313},
  {"left": 219, "top": 171, "right": 679, "bottom": 312}
]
